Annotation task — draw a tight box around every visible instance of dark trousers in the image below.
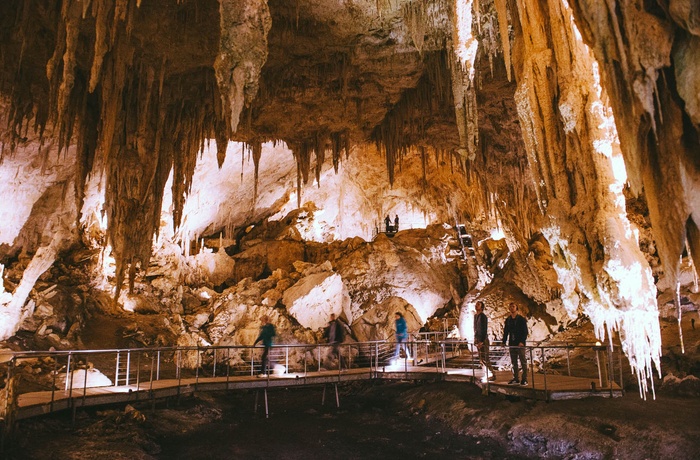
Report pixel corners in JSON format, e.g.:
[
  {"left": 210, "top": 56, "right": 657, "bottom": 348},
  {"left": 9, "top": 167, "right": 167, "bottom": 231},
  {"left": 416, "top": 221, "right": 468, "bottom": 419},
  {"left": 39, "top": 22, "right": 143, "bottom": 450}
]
[
  {"left": 261, "top": 346, "right": 270, "bottom": 374},
  {"left": 509, "top": 346, "right": 528, "bottom": 381},
  {"left": 331, "top": 342, "right": 345, "bottom": 369},
  {"left": 478, "top": 339, "right": 495, "bottom": 376}
]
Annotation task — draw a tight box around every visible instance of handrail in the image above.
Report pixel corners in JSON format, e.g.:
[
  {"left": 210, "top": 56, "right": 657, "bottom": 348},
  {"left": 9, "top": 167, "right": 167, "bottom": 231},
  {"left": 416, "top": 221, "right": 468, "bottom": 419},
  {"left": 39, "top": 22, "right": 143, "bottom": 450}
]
[{"left": 0, "top": 338, "right": 623, "bottom": 434}]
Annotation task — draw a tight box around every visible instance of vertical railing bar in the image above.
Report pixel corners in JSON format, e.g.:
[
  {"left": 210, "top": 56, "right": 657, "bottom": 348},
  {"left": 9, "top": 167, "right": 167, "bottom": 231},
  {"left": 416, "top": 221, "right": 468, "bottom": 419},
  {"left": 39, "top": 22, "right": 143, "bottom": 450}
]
[
  {"left": 195, "top": 348, "right": 200, "bottom": 389},
  {"left": 541, "top": 346, "right": 548, "bottom": 402},
  {"left": 50, "top": 357, "right": 57, "bottom": 412},
  {"left": 66, "top": 353, "right": 72, "bottom": 391},
  {"left": 114, "top": 352, "right": 119, "bottom": 387},
  {"left": 127, "top": 351, "right": 132, "bottom": 386},
  {"left": 226, "top": 348, "right": 231, "bottom": 385},
  {"left": 213, "top": 349, "right": 217, "bottom": 378},
  {"left": 286, "top": 346, "right": 289, "bottom": 374},
  {"left": 156, "top": 351, "right": 161, "bottom": 381},
  {"left": 566, "top": 346, "right": 571, "bottom": 376},
  {"left": 82, "top": 355, "right": 88, "bottom": 404},
  {"left": 136, "top": 351, "right": 141, "bottom": 399}
]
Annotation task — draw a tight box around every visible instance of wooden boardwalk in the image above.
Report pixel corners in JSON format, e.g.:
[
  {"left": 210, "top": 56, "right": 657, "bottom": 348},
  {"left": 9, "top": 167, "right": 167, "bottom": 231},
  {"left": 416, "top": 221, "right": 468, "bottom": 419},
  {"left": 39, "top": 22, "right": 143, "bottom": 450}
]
[{"left": 14, "top": 363, "right": 622, "bottom": 421}]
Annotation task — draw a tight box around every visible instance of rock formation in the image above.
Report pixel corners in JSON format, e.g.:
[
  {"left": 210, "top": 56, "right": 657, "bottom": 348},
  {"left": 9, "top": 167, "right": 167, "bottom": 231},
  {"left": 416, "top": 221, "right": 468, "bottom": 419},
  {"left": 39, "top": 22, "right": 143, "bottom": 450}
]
[{"left": 0, "top": 0, "right": 699, "bottom": 397}]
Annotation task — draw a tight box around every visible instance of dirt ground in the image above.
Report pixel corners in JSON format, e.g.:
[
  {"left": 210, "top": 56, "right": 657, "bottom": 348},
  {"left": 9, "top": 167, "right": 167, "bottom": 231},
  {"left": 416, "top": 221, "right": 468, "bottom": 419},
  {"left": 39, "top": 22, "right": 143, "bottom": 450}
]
[{"left": 5, "top": 378, "right": 700, "bottom": 460}]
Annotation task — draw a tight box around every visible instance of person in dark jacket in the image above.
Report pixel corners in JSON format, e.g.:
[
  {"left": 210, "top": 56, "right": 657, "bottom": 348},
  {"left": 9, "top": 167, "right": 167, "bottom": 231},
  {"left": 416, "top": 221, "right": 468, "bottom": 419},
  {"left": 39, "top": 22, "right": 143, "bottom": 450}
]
[
  {"left": 474, "top": 301, "right": 496, "bottom": 382},
  {"left": 394, "top": 312, "right": 411, "bottom": 360},
  {"left": 254, "top": 315, "right": 276, "bottom": 376},
  {"left": 385, "top": 215, "right": 391, "bottom": 232},
  {"left": 324, "top": 313, "right": 346, "bottom": 369},
  {"left": 502, "top": 302, "right": 528, "bottom": 385},
  {"left": 394, "top": 214, "right": 399, "bottom": 232}
]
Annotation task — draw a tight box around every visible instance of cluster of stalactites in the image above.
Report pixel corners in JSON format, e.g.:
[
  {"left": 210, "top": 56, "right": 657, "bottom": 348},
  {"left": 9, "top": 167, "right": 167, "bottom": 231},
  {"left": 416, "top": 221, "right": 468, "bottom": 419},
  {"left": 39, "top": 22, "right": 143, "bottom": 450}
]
[
  {"left": 566, "top": 1, "right": 700, "bottom": 327},
  {"left": 510, "top": 0, "right": 666, "bottom": 396},
  {"left": 290, "top": 131, "right": 351, "bottom": 207},
  {"left": 372, "top": 51, "right": 453, "bottom": 185},
  {"left": 1, "top": 0, "right": 234, "bottom": 296}
]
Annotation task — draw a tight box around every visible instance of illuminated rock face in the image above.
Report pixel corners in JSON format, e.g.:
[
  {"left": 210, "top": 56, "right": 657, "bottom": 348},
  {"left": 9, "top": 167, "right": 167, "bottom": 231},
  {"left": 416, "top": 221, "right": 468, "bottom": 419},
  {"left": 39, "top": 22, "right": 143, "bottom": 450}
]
[{"left": 0, "top": 0, "right": 698, "bottom": 395}]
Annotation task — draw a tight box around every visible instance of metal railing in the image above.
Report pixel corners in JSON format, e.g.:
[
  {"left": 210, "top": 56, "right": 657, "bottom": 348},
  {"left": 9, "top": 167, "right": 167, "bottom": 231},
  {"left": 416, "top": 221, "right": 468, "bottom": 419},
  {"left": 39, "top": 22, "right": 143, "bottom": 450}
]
[{"left": 0, "top": 338, "right": 625, "bottom": 436}]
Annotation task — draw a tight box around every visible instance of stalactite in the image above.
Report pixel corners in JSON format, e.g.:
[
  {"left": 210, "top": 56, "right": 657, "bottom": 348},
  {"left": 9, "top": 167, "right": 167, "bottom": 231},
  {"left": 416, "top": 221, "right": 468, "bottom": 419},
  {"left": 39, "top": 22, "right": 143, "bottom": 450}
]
[
  {"left": 372, "top": 51, "right": 453, "bottom": 184},
  {"left": 494, "top": 0, "right": 512, "bottom": 81},
  {"left": 251, "top": 140, "right": 262, "bottom": 198},
  {"left": 214, "top": 0, "right": 272, "bottom": 134},
  {"left": 314, "top": 133, "right": 326, "bottom": 187},
  {"left": 512, "top": 0, "right": 662, "bottom": 397},
  {"left": 448, "top": 0, "right": 480, "bottom": 162}
]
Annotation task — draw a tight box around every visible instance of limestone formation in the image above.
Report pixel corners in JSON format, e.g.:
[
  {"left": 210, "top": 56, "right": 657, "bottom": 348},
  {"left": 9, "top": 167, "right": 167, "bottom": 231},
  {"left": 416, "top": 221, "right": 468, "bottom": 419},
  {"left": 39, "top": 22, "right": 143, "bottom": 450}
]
[{"left": 0, "top": 0, "right": 699, "bottom": 397}]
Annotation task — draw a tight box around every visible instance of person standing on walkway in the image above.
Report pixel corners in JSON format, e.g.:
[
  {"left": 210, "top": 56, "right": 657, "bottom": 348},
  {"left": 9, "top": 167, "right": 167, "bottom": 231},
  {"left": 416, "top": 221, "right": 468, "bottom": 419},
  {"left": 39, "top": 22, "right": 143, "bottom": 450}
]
[
  {"left": 502, "top": 302, "right": 528, "bottom": 385},
  {"left": 474, "top": 301, "right": 496, "bottom": 382},
  {"left": 394, "top": 214, "right": 399, "bottom": 232},
  {"left": 385, "top": 214, "right": 391, "bottom": 232},
  {"left": 324, "top": 313, "right": 345, "bottom": 369},
  {"left": 394, "top": 312, "right": 411, "bottom": 360},
  {"left": 254, "top": 315, "right": 276, "bottom": 376}
]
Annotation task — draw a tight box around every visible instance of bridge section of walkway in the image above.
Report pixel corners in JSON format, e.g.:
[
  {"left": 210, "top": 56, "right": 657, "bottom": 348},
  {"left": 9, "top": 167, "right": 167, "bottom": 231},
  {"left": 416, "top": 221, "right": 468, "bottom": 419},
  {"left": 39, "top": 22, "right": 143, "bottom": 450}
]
[{"left": 1, "top": 340, "right": 624, "bottom": 432}]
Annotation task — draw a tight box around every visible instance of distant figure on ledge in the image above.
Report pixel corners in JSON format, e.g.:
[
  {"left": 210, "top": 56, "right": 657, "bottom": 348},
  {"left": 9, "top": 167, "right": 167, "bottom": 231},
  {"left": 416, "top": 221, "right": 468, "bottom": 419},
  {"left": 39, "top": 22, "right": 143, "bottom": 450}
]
[
  {"left": 385, "top": 214, "right": 391, "bottom": 232},
  {"left": 394, "top": 214, "right": 399, "bottom": 232}
]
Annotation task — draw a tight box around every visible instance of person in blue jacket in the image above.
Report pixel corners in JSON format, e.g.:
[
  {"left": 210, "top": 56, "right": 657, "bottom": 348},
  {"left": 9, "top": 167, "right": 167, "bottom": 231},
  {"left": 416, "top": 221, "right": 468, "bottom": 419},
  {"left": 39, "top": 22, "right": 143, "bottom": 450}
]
[
  {"left": 254, "top": 315, "right": 276, "bottom": 376},
  {"left": 502, "top": 303, "right": 528, "bottom": 385},
  {"left": 394, "top": 312, "right": 411, "bottom": 360}
]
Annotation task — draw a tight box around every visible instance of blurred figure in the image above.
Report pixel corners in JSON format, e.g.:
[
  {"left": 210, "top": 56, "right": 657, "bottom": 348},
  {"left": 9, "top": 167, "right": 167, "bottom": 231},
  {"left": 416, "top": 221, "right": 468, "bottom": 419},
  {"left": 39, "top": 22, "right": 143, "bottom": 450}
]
[
  {"left": 324, "top": 313, "right": 346, "bottom": 369},
  {"left": 254, "top": 315, "right": 276, "bottom": 376},
  {"left": 394, "top": 312, "right": 411, "bottom": 360},
  {"left": 474, "top": 301, "right": 496, "bottom": 382}
]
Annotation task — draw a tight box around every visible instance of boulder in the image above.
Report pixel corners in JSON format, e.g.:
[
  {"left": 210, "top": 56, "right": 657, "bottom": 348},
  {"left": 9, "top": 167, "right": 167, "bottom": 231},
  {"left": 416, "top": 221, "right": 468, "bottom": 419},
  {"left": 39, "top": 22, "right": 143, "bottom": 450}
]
[
  {"left": 352, "top": 296, "right": 422, "bottom": 342},
  {"left": 282, "top": 272, "right": 352, "bottom": 330},
  {"left": 193, "top": 250, "right": 236, "bottom": 286},
  {"left": 58, "top": 368, "right": 113, "bottom": 389}
]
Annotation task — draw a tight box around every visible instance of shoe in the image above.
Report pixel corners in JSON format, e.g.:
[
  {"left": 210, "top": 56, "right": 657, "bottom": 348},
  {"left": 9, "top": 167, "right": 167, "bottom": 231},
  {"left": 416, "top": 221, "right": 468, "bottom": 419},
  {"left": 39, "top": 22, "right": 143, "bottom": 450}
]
[
  {"left": 520, "top": 380, "right": 528, "bottom": 386},
  {"left": 508, "top": 378, "right": 519, "bottom": 385},
  {"left": 257, "top": 373, "right": 268, "bottom": 378}
]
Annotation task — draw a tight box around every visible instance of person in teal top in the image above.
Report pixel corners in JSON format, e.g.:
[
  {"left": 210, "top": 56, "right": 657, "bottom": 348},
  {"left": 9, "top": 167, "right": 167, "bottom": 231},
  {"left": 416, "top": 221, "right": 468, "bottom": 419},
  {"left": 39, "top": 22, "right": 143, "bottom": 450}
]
[
  {"left": 394, "top": 312, "right": 411, "bottom": 360},
  {"left": 254, "top": 315, "right": 276, "bottom": 376}
]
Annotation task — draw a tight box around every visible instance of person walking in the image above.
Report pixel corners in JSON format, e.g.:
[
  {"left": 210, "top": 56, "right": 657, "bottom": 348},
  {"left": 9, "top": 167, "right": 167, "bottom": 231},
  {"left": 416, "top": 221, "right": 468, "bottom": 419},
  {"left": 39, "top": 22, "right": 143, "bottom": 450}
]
[
  {"left": 502, "top": 302, "right": 528, "bottom": 385},
  {"left": 324, "top": 313, "right": 346, "bottom": 369},
  {"left": 254, "top": 315, "right": 276, "bottom": 376},
  {"left": 394, "top": 312, "right": 411, "bottom": 360},
  {"left": 474, "top": 301, "right": 496, "bottom": 382}
]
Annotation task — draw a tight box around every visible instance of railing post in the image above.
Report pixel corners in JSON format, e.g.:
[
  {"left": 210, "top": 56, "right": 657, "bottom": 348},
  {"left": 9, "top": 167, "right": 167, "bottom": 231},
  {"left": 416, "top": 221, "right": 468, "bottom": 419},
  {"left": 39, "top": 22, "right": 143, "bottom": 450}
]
[
  {"left": 82, "top": 357, "right": 88, "bottom": 403},
  {"left": 126, "top": 351, "right": 131, "bottom": 386},
  {"left": 156, "top": 350, "right": 161, "bottom": 381},
  {"left": 213, "top": 349, "right": 217, "bottom": 378},
  {"left": 195, "top": 348, "right": 200, "bottom": 389},
  {"left": 566, "top": 346, "right": 571, "bottom": 376},
  {"left": 135, "top": 352, "right": 141, "bottom": 398},
  {"left": 226, "top": 348, "right": 231, "bottom": 385},
  {"left": 318, "top": 346, "right": 321, "bottom": 372},
  {"left": 285, "top": 346, "right": 289, "bottom": 374},
  {"left": 251, "top": 348, "right": 255, "bottom": 377},
  {"left": 50, "top": 357, "right": 57, "bottom": 412},
  {"left": 66, "top": 353, "right": 72, "bottom": 391},
  {"left": 529, "top": 347, "right": 537, "bottom": 399},
  {"left": 607, "top": 344, "right": 614, "bottom": 397},
  {"left": 114, "top": 352, "right": 119, "bottom": 387},
  {"left": 541, "top": 346, "right": 548, "bottom": 402}
]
